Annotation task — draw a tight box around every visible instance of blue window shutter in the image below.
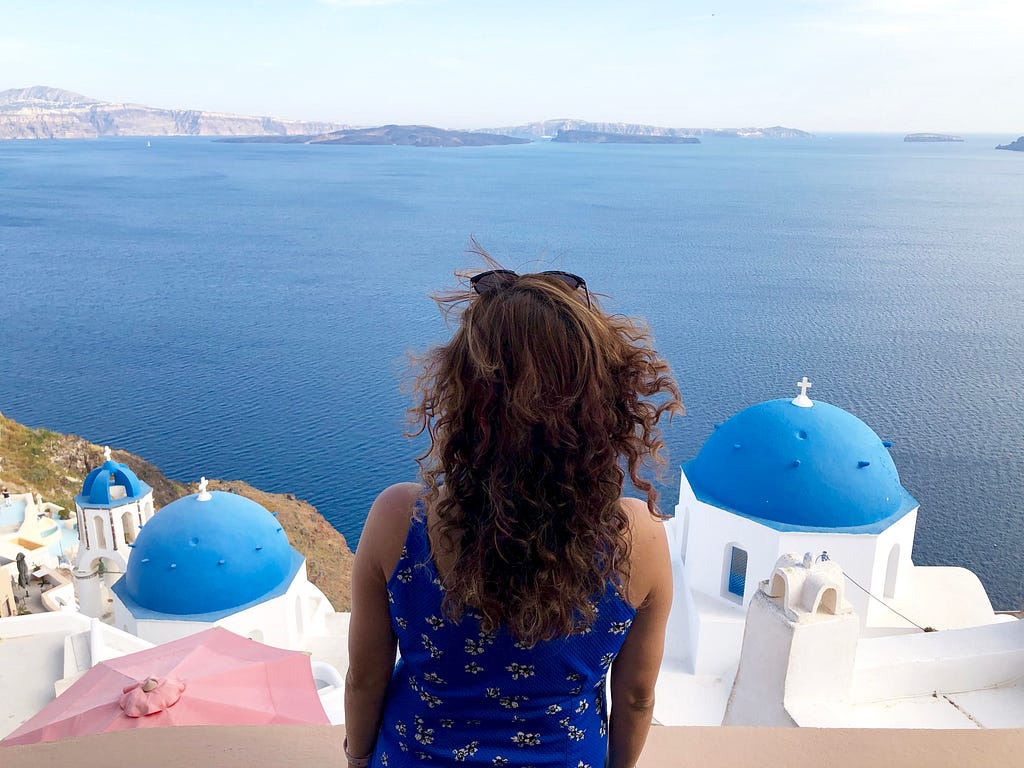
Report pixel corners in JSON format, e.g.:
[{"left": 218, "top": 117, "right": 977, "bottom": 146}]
[{"left": 728, "top": 547, "right": 748, "bottom": 597}]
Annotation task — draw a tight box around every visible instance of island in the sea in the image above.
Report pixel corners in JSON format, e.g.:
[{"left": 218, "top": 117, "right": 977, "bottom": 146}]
[
  {"left": 904, "top": 133, "right": 964, "bottom": 142},
  {"left": 551, "top": 129, "right": 700, "bottom": 144},
  {"left": 995, "top": 136, "right": 1024, "bottom": 152},
  {"left": 479, "top": 119, "right": 811, "bottom": 139},
  {"left": 0, "top": 86, "right": 345, "bottom": 139},
  {"left": 0, "top": 86, "right": 812, "bottom": 142},
  {"left": 218, "top": 124, "right": 529, "bottom": 148}
]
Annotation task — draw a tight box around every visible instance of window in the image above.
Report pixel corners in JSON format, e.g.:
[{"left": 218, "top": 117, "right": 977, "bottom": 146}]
[
  {"left": 93, "top": 516, "right": 107, "bottom": 549},
  {"left": 727, "top": 546, "right": 748, "bottom": 599},
  {"left": 884, "top": 543, "right": 900, "bottom": 599},
  {"left": 121, "top": 511, "right": 137, "bottom": 544}
]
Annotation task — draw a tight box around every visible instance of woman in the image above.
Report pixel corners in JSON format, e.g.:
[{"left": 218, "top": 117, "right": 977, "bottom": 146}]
[{"left": 345, "top": 263, "right": 682, "bottom": 768}]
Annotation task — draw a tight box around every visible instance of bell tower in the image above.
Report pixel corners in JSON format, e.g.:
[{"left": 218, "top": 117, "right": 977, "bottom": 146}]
[{"left": 73, "top": 447, "right": 155, "bottom": 618}]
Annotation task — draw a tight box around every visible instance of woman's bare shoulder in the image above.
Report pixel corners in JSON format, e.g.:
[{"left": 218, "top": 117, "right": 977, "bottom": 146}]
[
  {"left": 619, "top": 496, "right": 665, "bottom": 533},
  {"left": 619, "top": 496, "right": 671, "bottom": 607},
  {"left": 372, "top": 482, "right": 423, "bottom": 517},
  {"left": 359, "top": 482, "right": 422, "bottom": 578}
]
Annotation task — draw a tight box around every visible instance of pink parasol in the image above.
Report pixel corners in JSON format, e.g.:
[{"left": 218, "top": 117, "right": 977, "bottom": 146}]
[{"left": 3, "top": 627, "right": 329, "bottom": 746}]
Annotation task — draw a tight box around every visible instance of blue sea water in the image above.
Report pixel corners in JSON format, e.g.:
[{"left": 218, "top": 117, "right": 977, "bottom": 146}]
[{"left": 0, "top": 135, "right": 1021, "bottom": 608}]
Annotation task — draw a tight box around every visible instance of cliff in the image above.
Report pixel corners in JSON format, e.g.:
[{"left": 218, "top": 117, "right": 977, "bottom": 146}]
[
  {"left": 479, "top": 119, "right": 811, "bottom": 140},
  {"left": 995, "top": 136, "right": 1024, "bottom": 152},
  {"left": 0, "top": 411, "right": 353, "bottom": 610},
  {"left": 0, "top": 88, "right": 812, "bottom": 143},
  {"left": 0, "top": 86, "right": 346, "bottom": 139}
]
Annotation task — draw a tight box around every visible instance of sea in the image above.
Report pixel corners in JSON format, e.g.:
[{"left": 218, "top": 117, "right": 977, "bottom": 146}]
[{"left": 0, "top": 135, "right": 1021, "bottom": 609}]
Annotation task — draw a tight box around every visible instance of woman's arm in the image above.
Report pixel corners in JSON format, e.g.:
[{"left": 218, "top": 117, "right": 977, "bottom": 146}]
[
  {"left": 607, "top": 498, "right": 673, "bottom": 768},
  {"left": 343, "top": 482, "right": 420, "bottom": 763}
]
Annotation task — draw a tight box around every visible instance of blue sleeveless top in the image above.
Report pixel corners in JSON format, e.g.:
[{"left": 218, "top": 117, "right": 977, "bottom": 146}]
[{"left": 371, "top": 514, "right": 637, "bottom": 767}]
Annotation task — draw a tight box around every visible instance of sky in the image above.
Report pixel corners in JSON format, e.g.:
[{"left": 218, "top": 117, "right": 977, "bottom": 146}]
[{"left": 2, "top": 0, "right": 1022, "bottom": 132}]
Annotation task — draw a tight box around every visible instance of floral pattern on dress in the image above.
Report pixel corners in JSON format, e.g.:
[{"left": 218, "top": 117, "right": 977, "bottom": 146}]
[{"left": 374, "top": 513, "right": 636, "bottom": 767}]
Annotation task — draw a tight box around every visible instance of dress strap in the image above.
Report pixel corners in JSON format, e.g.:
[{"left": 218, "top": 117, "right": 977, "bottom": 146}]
[{"left": 403, "top": 500, "right": 433, "bottom": 566}]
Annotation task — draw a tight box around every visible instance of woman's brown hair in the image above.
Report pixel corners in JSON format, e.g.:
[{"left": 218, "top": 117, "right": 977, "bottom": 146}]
[{"left": 409, "top": 252, "right": 683, "bottom": 645}]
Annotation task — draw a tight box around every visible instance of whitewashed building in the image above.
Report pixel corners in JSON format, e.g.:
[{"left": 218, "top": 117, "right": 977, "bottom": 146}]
[
  {"left": 110, "top": 479, "right": 340, "bottom": 652},
  {"left": 73, "top": 447, "right": 155, "bottom": 619},
  {"left": 655, "top": 379, "right": 1010, "bottom": 727}
]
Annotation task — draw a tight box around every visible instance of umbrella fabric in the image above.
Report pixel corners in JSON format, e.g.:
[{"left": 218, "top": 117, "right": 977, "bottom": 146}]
[{"left": 3, "top": 627, "right": 329, "bottom": 746}]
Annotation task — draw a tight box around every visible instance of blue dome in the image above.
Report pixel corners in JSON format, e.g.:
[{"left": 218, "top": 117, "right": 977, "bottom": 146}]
[
  {"left": 113, "top": 490, "right": 301, "bottom": 617},
  {"left": 684, "top": 398, "right": 917, "bottom": 532},
  {"left": 78, "top": 460, "right": 149, "bottom": 506}
]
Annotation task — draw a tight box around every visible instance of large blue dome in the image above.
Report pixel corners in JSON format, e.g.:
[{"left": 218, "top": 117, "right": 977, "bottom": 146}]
[
  {"left": 113, "top": 490, "right": 301, "bottom": 618},
  {"left": 684, "top": 398, "right": 917, "bottom": 532},
  {"left": 78, "top": 460, "right": 149, "bottom": 507}
]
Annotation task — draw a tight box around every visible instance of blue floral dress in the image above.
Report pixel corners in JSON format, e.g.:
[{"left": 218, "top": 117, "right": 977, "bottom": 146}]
[{"left": 371, "top": 514, "right": 637, "bottom": 767}]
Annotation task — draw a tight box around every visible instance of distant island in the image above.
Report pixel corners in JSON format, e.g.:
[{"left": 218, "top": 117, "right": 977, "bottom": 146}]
[
  {"left": 479, "top": 118, "right": 811, "bottom": 140},
  {"left": 219, "top": 125, "right": 528, "bottom": 148},
  {"left": 0, "top": 86, "right": 344, "bottom": 139},
  {"left": 0, "top": 85, "right": 813, "bottom": 143},
  {"left": 904, "top": 133, "right": 964, "bottom": 142},
  {"left": 995, "top": 136, "right": 1024, "bottom": 152},
  {"left": 552, "top": 129, "right": 700, "bottom": 144}
]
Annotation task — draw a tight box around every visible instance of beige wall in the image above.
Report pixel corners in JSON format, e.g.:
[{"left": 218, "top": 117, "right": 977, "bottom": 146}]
[
  {"left": 0, "top": 571, "right": 17, "bottom": 618},
  {"left": 3, "top": 724, "right": 1023, "bottom": 768}
]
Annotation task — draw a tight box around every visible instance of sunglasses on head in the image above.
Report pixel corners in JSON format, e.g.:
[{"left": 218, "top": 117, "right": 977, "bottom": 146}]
[{"left": 470, "top": 269, "right": 591, "bottom": 308}]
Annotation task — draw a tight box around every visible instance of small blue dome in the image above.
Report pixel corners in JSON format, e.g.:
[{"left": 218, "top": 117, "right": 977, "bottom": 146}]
[
  {"left": 684, "top": 398, "right": 917, "bottom": 532},
  {"left": 114, "top": 490, "right": 300, "bottom": 617},
  {"left": 79, "top": 460, "right": 148, "bottom": 506}
]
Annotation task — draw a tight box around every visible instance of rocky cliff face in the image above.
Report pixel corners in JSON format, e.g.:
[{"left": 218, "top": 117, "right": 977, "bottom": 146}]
[
  {"left": 0, "top": 411, "right": 353, "bottom": 610},
  {"left": 996, "top": 136, "right": 1024, "bottom": 152},
  {"left": 0, "top": 86, "right": 346, "bottom": 139}
]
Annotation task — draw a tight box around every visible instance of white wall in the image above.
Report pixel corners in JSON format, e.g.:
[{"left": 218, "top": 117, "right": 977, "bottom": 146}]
[
  {"left": 851, "top": 616, "right": 1024, "bottom": 702},
  {"left": 114, "top": 564, "right": 336, "bottom": 651},
  {"left": 0, "top": 610, "right": 91, "bottom": 639},
  {"left": 682, "top": 499, "right": 779, "bottom": 609},
  {"left": 676, "top": 466, "right": 921, "bottom": 630}
]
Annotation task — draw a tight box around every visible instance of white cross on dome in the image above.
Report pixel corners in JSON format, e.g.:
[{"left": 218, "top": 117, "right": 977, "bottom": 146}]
[
  {"left": 197, "top": 476, "right": 212, "bottom": 502},
  {"left": 792, "top": 376, "right": 813, "bottom": 408}
]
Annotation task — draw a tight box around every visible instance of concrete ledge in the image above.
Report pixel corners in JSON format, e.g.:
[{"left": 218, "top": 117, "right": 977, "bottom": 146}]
[
  {"left": 2, "top": 725, "right": 343, "bottom": 768},
  {"left": 4, "top": 724, "right": 1024, "bottom": 768}
]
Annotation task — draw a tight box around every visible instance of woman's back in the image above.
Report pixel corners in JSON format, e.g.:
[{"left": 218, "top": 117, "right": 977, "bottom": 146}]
[
  {"left": 375, "top": 511, "right": 636, "bottom": 767},
  {"left": 343, "top": 265, "right": 680, "bottom": 768}
]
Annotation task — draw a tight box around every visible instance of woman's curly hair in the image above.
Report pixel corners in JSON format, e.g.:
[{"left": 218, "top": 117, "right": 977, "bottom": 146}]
[{"left": 409, "top": 258, "right": 683, "bottom": 646}]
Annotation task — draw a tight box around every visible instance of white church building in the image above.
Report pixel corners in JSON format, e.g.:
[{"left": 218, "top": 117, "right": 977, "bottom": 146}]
[
  {"left": 73, "top": 447, "right": 156, "bottom": 619},
  {"left": 109, "top": 478, "right": 339, "bottom": 651},
  {"left": 654, "top": 378, "right": 1018, "bottom": 727},
  {"left": 66, "top": 451, "right": 340, "bottom": 654}
]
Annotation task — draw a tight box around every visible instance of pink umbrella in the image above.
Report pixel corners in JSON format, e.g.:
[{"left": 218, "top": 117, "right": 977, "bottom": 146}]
[{"left": 3, "top": 627, "right": 329, "bottom": 746}]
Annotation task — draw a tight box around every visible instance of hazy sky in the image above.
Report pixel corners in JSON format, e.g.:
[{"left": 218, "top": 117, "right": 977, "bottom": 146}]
[{"left": 3, "top": 0, "right": 1022, "bottom": 132}]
